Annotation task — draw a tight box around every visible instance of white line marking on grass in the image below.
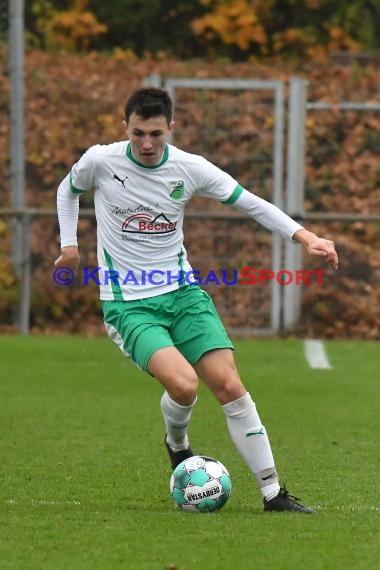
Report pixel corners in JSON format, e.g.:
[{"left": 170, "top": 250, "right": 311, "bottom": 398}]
[
  {"left": 314, "top": 505, "right": 380, "bottom": 512},
  {"left": 6, "top": 499, "right": 81, "bottom": 505},
  {"left": 304, "top": 339, "right": 332, "bottom": 369}
]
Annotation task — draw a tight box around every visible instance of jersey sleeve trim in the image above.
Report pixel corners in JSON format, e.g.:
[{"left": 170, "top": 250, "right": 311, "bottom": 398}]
[
  {"left": 70, "top": 172, "right": 87, "bottom": 195},
  {"left": 222, "top": 184, "right": 244, "bottom": 205}
]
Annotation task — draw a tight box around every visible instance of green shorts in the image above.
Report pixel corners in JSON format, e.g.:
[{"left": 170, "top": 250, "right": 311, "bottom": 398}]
[{"left": 101, "top": 285, "right": 234, "bottom": 372}]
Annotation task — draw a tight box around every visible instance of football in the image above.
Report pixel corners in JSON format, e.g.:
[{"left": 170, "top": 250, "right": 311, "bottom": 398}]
[{"left": 169, "top": 455, "right": 232, "bottom": 513}]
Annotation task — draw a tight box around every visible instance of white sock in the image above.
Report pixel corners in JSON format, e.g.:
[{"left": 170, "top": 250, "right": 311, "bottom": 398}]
[
  {"left": 222, "top": 392, "right": 280, "bottom": 501},
  {"left": 160, "top": 391, "right": 196, "bottom": 452}
]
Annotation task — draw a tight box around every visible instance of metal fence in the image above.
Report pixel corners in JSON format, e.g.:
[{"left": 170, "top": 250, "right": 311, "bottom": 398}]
[
  {"left": 2, "top": 67, "right": 380, "bottom": 336},
  {"left": 163, "top": 77, "right": 286, "bottom": 335},
  {"left": 283, "top": 77, "right": 380, "bottom": 331}
]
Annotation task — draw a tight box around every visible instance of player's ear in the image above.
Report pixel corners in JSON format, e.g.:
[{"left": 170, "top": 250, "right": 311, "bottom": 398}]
[
  {"left": 168, "top": 120, "right": 175, "bottom": 132},
  {"left": 122, "top": 120, "right": 128, "bottom": 134}
]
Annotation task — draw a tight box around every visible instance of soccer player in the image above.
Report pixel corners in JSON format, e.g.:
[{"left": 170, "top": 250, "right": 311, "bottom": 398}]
[{"left": 55, "top": 87, "right": 338, "bottom": 514}]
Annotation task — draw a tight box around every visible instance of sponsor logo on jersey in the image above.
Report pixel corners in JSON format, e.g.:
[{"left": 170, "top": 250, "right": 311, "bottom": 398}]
[
  {"left": 112, "top": 203, "right": 157, "bottom": 215},
  {"left": 113, "top": 173, "right": 128, "bottom": 187},
  {"left": 169, "top": 180, "right": 184, "bottom": 200},
  {"left": 122, "top": 213, "right": 177, "bottom": 234}
]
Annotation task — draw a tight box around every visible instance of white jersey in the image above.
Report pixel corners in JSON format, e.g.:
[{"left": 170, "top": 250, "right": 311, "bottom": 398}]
[
  {"left": 58, "top": 140, "right": 304, "bottom": 300},
  {"left": 69, "top": 141, "right": 240, "bottom": 300}
]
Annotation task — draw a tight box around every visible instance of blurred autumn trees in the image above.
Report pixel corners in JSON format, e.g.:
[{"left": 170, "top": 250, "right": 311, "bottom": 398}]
[
  {"left": 27, "top": 0, "right": 106, "bottom": 52},
  {"left": 1, "top": 1, "right": 380, "bottom": 337},
  {"left": 1, "top": 49, "right": 380, "bottom": 336},
  {"left": 24, "top": 0, "right": 380, "bottom": 59}
]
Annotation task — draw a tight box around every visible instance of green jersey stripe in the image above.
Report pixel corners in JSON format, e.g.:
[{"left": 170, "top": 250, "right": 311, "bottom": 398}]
[
  {"left": 222, "top": 184, "right": 244, "bottom": 205},
  {"left": 103, "top": 248, "right": 124, "bottom": 301},
  {"left": 69, "top": 172, "right": 86, "bottom": 195},
  {"left": 177, "top": 248, "right": 186, "bottom": 286}
]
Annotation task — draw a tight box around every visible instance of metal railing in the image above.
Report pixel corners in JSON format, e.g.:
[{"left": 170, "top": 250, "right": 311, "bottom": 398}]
[{"left": 3, "top": 76, "right": 380, "bottom": 335}]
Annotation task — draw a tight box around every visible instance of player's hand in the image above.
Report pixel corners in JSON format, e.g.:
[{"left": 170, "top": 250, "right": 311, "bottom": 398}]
[
  {"left": 54, "top": 246, "right": 80, "bottom": 273},
  {"left": 293, "top": 229, "right": 338, "bottom": 271}
]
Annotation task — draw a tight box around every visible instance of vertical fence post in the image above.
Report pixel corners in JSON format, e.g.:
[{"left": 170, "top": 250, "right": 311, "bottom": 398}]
[
  {"left": 20, "top": 212, "right": 31, "bottom": 334},
  {"left": 9, "top": 0, "right": 27, "bottom": 332},
  {"left": 271, "top": 81, "right": 285, "bottom": 334},
  {"left": 283, "top": 77, "right": 308, "bottom": 331}
]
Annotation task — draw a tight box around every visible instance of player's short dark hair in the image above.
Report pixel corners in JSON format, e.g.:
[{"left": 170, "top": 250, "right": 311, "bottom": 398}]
[{"left": 125, "top": 87, "right": 173, "bottom": 124}]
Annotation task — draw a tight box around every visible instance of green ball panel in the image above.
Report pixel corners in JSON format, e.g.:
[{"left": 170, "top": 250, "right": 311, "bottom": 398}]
[
  {"left": 215, "top": 492, "right": 229, "bottom": 510},
  {"left": 172, "top": 488, "right": 187, "bottom": 506},
  {"left": 174, "top": 470, "right": 191, "bottom": 489},
  {"left": 197, "top": 498, "right": 218, "bottom": 513},
  {"left": 220, "top": 473, "right": 231, "bottom": 493},
  {"left": 190, "top": 469, "right": 209, "bottom": 486}
]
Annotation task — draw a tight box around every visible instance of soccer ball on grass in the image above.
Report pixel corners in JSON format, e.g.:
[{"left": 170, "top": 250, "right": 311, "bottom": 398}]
[{"left": 169, "top": 455, "right": 231, "bottom": 513}]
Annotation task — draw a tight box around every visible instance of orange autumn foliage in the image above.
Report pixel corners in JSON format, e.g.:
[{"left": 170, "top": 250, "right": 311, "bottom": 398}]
[{"left": 38, "top": 0, "right": 107, "bottom": 51}]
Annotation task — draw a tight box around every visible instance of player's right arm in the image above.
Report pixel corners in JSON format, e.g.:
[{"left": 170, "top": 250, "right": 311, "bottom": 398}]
[
  {"left": 55, "top": 147, "right": 97, "bottom": 274},
  {"left": 54, "top": 173, "right": 81, "bottom": 272}
]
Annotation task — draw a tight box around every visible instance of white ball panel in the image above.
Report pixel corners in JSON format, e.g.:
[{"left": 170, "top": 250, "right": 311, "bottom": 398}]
[
  {"left": 184, "top": 456, "right": 207, "bottom": 472},
  {"left": 182, "top": 503, "right": 200, "bottom": 512},
  {"left": 205, "top": 461, "right": 223, "bottom": 479}
]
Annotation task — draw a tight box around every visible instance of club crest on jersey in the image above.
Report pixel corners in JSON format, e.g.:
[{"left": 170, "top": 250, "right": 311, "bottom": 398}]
[{"left": 169, "top": 180, "right": 184, "bottom": 200}]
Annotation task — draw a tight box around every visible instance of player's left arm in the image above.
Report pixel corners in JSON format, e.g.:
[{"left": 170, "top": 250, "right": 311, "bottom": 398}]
[
  {"left": 230, "top": 188, "right": 339, "bottom": 270},
  {"left": 194, "top": 164, "right": 339, "bottom": 272},
  {"left": 292, "top": 229, "right": 338, "bottom": 271}
]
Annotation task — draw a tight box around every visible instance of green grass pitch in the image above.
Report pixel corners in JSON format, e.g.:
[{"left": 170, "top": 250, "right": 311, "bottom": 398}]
[{"left": 0, "top": 336, "right": 379, "bottom": 569}]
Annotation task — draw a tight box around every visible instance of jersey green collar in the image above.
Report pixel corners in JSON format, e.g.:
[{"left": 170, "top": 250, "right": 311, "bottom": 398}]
[{"left": 126, "top": 142, "right": 169, "bottom": 169}]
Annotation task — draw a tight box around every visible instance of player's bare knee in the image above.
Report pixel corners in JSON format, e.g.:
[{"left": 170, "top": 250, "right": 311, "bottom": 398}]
[
  {"left": 170, "top": 374, "right": 198, "bottom": 405},
  {"left": 212, "top": 377, "right": 246, "bottom": 405}
]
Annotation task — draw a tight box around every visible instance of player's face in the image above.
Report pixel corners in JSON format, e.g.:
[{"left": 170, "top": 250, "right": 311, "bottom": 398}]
[{"left": 123, "top": 113, "right": 174, "bottom": 166}]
